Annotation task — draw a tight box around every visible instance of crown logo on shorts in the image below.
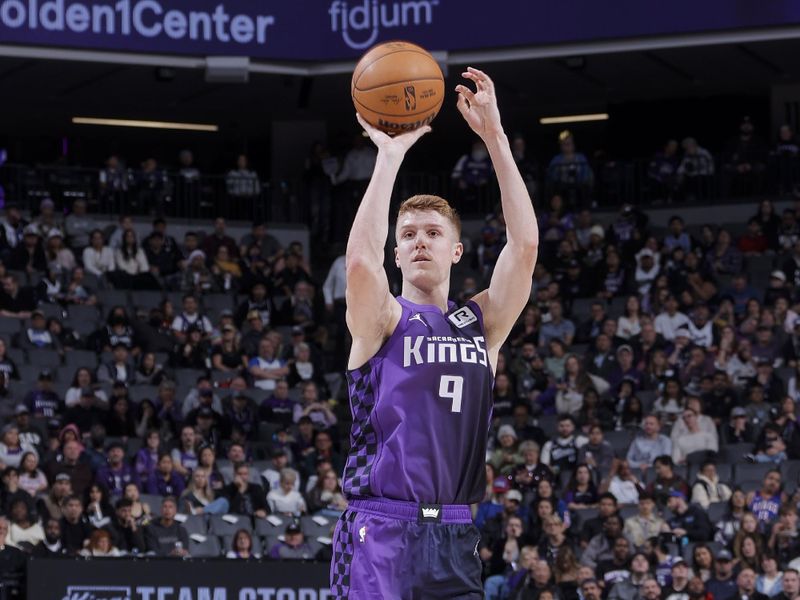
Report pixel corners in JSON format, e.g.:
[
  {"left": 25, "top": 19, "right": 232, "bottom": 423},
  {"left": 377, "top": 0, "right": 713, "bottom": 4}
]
[{"left": 421, "top": 507, "right": 440, "bottom": 519}]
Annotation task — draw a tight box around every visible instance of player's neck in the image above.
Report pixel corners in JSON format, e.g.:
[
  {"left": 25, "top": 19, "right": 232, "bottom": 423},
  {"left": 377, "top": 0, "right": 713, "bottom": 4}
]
[{"left": 401, "top": 281, "right": 450, "bottom": 313}]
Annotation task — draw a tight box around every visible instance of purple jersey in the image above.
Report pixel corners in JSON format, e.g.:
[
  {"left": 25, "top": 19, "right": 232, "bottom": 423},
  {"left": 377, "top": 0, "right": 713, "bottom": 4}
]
[{"left": 343, "top": 297, "right": 493, "bottom": 504}]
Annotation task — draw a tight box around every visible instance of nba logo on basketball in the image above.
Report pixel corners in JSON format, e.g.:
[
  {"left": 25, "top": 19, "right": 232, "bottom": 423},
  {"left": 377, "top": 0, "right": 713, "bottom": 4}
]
[{"left": 404, "top": 85, "right": 417, "bottom": 111}]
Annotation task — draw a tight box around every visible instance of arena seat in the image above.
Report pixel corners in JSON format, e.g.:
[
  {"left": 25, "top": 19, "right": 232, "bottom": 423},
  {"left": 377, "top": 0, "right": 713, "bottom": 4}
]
[
  {"left": 189, "top": 535, "right": 222, "bottom": 558},
  {"left": 209, "top": 514, "right": 253, "bottom": 537}
]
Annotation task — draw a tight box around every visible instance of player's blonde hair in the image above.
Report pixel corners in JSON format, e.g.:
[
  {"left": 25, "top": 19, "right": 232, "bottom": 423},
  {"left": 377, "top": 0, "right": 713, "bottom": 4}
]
[{"left": 397, "top": 195, "right": 461, "bottom": 238}]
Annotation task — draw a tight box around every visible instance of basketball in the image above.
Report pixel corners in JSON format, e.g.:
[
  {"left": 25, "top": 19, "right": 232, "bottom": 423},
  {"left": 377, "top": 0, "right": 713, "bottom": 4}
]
[{"left": 352, "top": 41, "right": 445, "bottom": 135}]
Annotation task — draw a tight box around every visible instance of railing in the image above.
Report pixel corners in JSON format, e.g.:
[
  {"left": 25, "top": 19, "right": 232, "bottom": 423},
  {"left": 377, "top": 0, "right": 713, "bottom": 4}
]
[{"left": 1, "top": 152, "right": 799, "bottom": 226}]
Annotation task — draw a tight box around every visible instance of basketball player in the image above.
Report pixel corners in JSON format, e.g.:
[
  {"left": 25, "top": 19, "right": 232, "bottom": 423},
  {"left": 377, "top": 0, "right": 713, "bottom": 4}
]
[{"left": 330, "top": 67, "right": 539, "bottom": 598}]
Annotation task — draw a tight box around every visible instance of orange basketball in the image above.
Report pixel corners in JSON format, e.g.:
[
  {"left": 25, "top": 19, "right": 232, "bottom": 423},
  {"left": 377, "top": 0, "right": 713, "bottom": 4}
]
[{"left": 352, "top": 41, "right": 445, "bottom": 135}]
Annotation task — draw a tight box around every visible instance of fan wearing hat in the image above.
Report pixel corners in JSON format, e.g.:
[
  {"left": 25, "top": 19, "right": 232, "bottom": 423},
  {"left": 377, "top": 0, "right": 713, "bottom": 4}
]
[
  {"left": 489, "top": 425, "right": 521, "bottom": 475},
  {"left": 764, "top": 268, "right": 792, "bottom": 305},
  {"left": 665, "top": 489, "right": 712, "bottom": 543},
  {"left": 44, "top": 228, "right": 75, "bottom": 272},
  {"left": 22, "top": 370, "right": 61, "bottom": 419},
  {"left": 706, "top": 549, "right": 738, "bottom": 600},
  {"left": 19, "top": 309, "right": 57, "bottom": 352},
  {"left": 266, "top": 521, "right": 315, "bottom": 560},
  {"left": 7, "top": 222, "right": 47, "bottom": 274}
]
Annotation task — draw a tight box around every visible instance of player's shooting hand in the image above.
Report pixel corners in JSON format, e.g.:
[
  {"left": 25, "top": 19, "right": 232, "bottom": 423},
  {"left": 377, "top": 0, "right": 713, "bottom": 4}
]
[
  {"left": 356, "top": 113, "right": 431, "bottom": 159},
  {"left": 455, "top": 67, "right": 503, "bottom": 139}
]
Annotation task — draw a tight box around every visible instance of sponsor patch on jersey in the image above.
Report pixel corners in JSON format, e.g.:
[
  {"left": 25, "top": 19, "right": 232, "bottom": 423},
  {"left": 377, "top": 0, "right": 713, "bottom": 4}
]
[{"left": 448, "top": 306, "right": 477, "bottom": 328}]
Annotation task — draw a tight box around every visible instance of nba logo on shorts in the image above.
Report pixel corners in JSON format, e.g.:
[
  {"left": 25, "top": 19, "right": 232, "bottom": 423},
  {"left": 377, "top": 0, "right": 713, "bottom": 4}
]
[
  {"left": 404, "top": 85, "right": 417, "bottom": 111},
  {"left": 449, "top": 307, "right": 477, "bottom": 328}
]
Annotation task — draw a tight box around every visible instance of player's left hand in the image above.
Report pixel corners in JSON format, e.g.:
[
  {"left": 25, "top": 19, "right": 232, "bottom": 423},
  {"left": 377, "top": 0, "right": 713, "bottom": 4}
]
[{"left": 455, "top": 67, "right": 503, "bottom": 139}]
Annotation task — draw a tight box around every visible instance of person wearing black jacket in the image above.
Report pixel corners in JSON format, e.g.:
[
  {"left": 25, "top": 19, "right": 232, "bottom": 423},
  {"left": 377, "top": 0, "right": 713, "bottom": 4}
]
[
  {"left": 734, "top": 568, "right": 770, "bottom": 600},
  {"left": 59, "top": 495, "right": 94, "bottom": 555},
  {"left": 665, "top": 490, "right": 712, "bottom": 542},
  {"left": 144, "top": 497, "right": 189, "bottom": 557},
  {"left": 0, "top": 517, "right": 26, "bottom": 593},
  {"left": 31, "top": 518, "right": 68, "bottom": 557},
  {"left": 105, "top": 498, "right": 146, "bottom": 554},
  {"left": 223, "top": 463, "right": 268, "bottom": 518}
]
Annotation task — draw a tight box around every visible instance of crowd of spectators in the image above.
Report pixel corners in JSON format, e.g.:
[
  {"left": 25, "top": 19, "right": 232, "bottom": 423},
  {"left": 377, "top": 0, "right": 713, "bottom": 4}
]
[
  {"left": 3, "top": 123, "right": 800, "bottom": 600},
  {"left": 472, "top": 193, "right": 800, "bottom": 599}
]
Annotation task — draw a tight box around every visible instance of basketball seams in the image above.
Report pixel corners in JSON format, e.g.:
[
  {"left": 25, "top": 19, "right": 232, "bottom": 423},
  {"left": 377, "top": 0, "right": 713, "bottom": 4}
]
[
  {"left": 352, "top": 46, "right": 435, "bottom": 83},
  {"left": 352, "top": 41, "right": 444, "bottom": 133},
  {"left": 353, "top": 77, "right": 444, "bottom": 93},
  {"left": 353, "top": 94, "right": 443, "bottom": 119}
]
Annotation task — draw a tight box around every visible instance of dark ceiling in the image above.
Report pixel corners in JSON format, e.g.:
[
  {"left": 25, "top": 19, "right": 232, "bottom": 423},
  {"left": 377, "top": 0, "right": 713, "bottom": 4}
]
[{"left": 1, "top": 37, "right": 799, "bottom": 169}]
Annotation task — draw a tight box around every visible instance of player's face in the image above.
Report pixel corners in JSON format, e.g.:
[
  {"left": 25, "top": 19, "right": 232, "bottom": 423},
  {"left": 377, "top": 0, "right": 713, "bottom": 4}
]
[{"left": 395, "top": 210, "right": 462, "bottom": 289}]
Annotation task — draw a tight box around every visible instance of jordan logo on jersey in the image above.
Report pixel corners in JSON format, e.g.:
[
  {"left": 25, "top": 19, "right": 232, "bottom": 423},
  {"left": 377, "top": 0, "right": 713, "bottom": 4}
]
[
  {"left": 448, "top": 307, "right": 477, "bottom": 328},
  {"left": 409, "top": 313, "right": 426, "bottom": 326}
]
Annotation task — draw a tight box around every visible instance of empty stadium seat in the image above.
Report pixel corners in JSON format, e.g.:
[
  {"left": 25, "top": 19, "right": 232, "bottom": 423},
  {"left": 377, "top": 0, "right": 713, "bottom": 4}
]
[
  {"left": 209, "top": 514, "right": 252, "bottom": 537},
  {"left": 189, "top": 535, "right": 222, "bottom": 558}
]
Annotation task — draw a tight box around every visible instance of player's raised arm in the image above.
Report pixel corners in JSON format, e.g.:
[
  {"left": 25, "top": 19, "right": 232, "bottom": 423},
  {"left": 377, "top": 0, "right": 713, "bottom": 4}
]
[
  {"left": 345, "top": 115, "right": 431, "bottom": 354},
  {"left": 455, "top": 68, "right": 540, "bottom": 354}
]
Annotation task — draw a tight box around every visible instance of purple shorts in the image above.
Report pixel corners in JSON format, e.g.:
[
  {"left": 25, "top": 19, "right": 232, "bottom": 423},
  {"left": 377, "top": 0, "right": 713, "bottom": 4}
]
[{"left": 330, "top": 496, "right": 483, "bottom": 599}]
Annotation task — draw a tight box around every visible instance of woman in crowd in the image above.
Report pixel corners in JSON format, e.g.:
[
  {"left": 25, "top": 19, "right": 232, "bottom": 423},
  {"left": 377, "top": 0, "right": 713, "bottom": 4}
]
[
  {"left": 84, "top": 483, "right": 114, "bottom": 528},
  {"left": 0, "top": 425, "right": 37, "bottom": 469},
  {"left": 226, "top": 529, "right": 259, "bottom": 559},
  {"left": 617, "top": 295, "right": 643, "bottom": 340},
  {"left": 180, "top": 466, "right": 230, "bottom": 515},
  {"left": 82, "top": 229, "right": 115, "bottom": 278},
  {"left": 18, "top": 452, "right": 47, "bottom": 497},
  {"left": 197, "top": 445, "right": 226, "bottom": 492},
  {"left": 80, "top": 529, "right": 122, "bottom": 557},
  {"left": 112, "top": 229, "right": 159, "bottom": 290},
  {"left": 562, "top": 463, "right": 598, "bottom": 511},
  {"left": 305, "top": 468, "right": 347, "bottom": 517},
  {"left": 124, "top": 483, "right": 151, "bottom": 526},
  {"left": 64, "top": 367, "right": 107, "bottom": 408},
  {"left": 134, "top": 352, "right": 167, "bottom": 386}
]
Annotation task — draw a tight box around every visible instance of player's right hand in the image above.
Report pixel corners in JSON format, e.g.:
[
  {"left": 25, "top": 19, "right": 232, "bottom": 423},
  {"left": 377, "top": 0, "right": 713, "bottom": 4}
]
[{"left": 356, "top": 113, "right": 431, "bottom": 159}]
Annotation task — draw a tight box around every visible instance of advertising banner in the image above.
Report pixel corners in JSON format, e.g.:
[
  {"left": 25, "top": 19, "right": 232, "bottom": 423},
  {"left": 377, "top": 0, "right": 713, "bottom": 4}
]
[
  {"left": 0, "top": 0, "right": 799, "bottom": 61},
  {"left": 28, "top": 557, "right": 331, "bottom": 600}
]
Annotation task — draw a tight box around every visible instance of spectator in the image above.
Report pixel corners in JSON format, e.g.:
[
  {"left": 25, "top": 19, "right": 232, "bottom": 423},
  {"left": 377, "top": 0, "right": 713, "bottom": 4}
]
[
  {"left": 0, "top": 273, "right": 35, "bottom": 319},
  {"left": 671, "top": 407, "right": 718, "bottom": 465},
  {"left": 623, "top": 493, "right": 666, "bottom": 549},
  {"left": 226, "top": 528, "right": 260, "bottom": 559},
  {"left": 46, "top": 440, "right": 92, "bottom": 496},
  {"left": 18, "top": 451, "right": 47, "bottom": 497},
  {"left": 606, "top": 460, "right": 643, "bottom": 506},
  {"left": 0, "top": 517, "right": 25, "bottom": 589},
  {"left": 223, "top": 463, "right": 268, "bottom": 518},
  {"left": 267, "top": 522, "right": 315, "bottom": 560},
  {"left": 31, "top": 518, "right": 67, "bottom": 558},
  {"left": 144, "top": 496, "right": 189, "bottom": 557},
  {"left": 105, "top": 497, "right": 146, "bottom": 555},
  {"left": 645, "top": 455, "right": 689, "bottom": 509},
  {"left": 691, "top": 461, "right": 733, "bottom": 508},
  {"left": 580, "top": 513, "right": 628, "bottom": 569},
  {"left": 736, "top": 568, "right": 770, "bottom": 600},
  {"left": 541, "top": 415, "right": 588, "bottom": 476},
  {"left": 59, "top": 494, "right": 93, "bottom": 555},
  {"left": 677, "top": 137, "right": 715, "bottom": 199},
  {"left": 226, "top": 155, "right": 261, "bottom": 199},
  {"left": 111, "top": 229, "right": 160, "bottom": 290},
  {"left": 539, "top": 300, "right": 575, "bottom": 348},
  {"left": 145, "top": 454, "right": 186, "bottom": 498},
  {"left": 666, "top": 490, "right": 713, "bottom": 542},
  {"left": 707, "top": 549, "right": 738, "bottom": 600},
  {"left": 626, "top": 415, "right": 672, "bottom": 472},
  {"left": 578, "top": 424, "right": 615, "bottom": 475},
  {"left": 747, "top": 470, "right": 787, "bottom": 528},
  {"left": 180, "top": 467, "right": 230, "bottom": 515},
  {"left": 267, "top": 468, "right": 306, "bottom": 517}
]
